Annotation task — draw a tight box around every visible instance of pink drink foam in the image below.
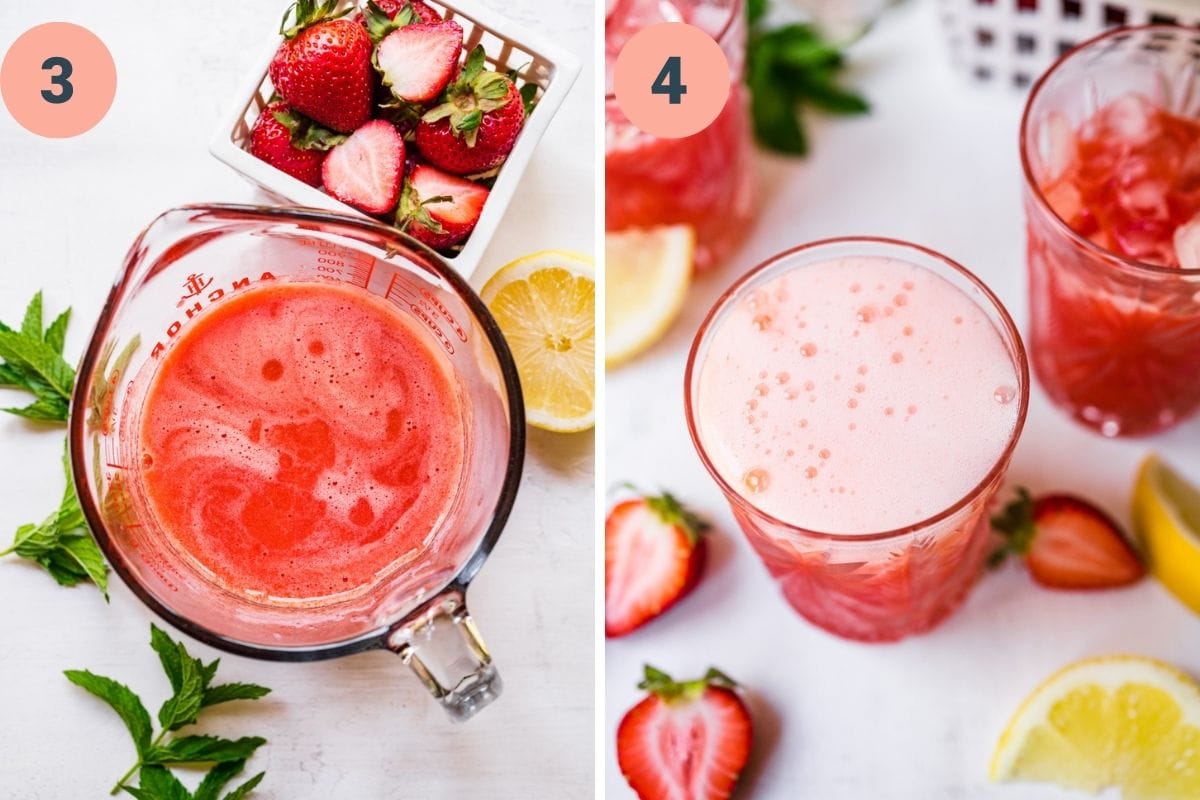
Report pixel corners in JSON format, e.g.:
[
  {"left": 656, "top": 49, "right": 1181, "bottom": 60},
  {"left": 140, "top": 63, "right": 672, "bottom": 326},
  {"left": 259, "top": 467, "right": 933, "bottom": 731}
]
[{"left": 696, "top": 255, "right": 1020, "bottom": 534}]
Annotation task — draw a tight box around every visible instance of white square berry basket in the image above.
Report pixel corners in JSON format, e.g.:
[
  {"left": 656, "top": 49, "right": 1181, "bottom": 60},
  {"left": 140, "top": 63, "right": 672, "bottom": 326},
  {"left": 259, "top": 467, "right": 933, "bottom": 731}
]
[
  {"left": 937, "top": 0, "right": 1200, "bottom": 91},
  {"left": 209, "top": 0, "right": 581, "bottom": 279}
]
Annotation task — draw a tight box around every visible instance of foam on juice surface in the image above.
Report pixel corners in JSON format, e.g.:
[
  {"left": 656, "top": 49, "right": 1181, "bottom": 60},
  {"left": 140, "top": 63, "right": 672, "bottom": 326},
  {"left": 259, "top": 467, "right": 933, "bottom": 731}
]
[
  {"left": 138, "top": 280, "right": 466, "bottom": 600},
  {"left": 696, "top": 256, "right": 1020, "bottom": 534}
]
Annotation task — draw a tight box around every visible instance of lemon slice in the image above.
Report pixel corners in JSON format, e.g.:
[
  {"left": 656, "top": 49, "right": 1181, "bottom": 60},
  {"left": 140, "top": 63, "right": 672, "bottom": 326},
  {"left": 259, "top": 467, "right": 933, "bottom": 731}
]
[
  {"left": 481, "top": 250, "right": 595, "bottom": 433},
  {"left": 990, "top": 655, "right": 1200, "bottom": 798},
  {"left": 1133, "top": 454, "right": 1200, "bottom": 615},
  {"left": 605, "top": 226, "right": 695, "bottom": 368}
]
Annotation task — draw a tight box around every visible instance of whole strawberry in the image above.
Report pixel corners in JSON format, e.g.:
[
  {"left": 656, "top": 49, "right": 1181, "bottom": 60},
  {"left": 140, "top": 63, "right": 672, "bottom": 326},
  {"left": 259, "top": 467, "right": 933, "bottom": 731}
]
[
  {"left": 269, "top": 0, "right": 375, "bottom": 133},
  {"left": 249, "top": 101, "right": 346, "bottom": 186},
  {"left": 366, "top": 0, "right": 441, "bottom": 25},
  {"left": 617, "top": 666, "right": 753, "bottom": 800},
  {"left": 415, "top": 45, "right": 526, "bottom": 175}
]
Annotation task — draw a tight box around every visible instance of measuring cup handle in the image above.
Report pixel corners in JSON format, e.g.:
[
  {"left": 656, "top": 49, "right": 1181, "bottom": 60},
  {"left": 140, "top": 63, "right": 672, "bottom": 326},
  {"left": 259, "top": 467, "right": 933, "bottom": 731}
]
[{"left": 385, "top": 588, "right": 501, "bottom": 722}]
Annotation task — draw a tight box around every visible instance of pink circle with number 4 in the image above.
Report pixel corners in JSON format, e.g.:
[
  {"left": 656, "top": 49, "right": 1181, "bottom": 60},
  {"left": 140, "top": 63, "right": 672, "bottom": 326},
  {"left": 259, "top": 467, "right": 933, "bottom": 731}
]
[
  {"left": 613, "top": 22, "right": 730, "bottom": 139},
  {"left": 1, "top": 22, "right": 116, "bottom": 138}
]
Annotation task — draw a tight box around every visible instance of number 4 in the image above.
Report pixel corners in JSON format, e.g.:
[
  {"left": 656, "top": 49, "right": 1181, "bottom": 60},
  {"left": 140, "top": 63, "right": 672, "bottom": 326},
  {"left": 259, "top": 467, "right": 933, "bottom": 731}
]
[{"left": 651, "top": 56, "right": 687, "bottom": 105}]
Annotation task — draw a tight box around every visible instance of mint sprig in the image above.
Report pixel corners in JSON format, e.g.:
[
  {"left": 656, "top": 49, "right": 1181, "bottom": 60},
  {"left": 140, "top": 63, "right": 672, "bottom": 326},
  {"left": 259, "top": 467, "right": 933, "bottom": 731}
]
[
  {"left": 746, "top": 1, "right": 869, "bottom": 155},
  {"left": 65, "top": 624, "right": 271, "bottom": 798},
  {"left": 1, "top": 439, "right": 108, "bottom": 595},
  {"left": 0, "top": 291, "right": 75, "bottom": 422}
]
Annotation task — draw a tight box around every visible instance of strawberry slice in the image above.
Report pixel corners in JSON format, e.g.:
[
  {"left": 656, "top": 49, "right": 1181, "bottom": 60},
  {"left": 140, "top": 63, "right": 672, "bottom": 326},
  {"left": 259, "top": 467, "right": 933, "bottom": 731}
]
[
  {"left": 322, "top": 120, "right": 406, "bottom": 216},
  {"left": 376, "top": 20, "right": 463, "bottom": 103},
  {"left": 991, "top": 488, "right": 1145, "bottom": 589},
  {"left": 606, "top": 490, "right": 707, "bottom": 637},
  {"left": 617, "top": 666, "right": 753, "bottom": 800},
  {"left": 396, "top": 163, "right": 488, "bottom": 249}
]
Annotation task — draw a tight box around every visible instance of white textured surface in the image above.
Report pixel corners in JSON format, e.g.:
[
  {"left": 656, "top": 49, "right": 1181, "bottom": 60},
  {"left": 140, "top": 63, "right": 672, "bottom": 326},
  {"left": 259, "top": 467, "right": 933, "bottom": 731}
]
[
  {"left": 0, "top": 1, "right": 594, "bottom": 797},
  {"left": 605, "top": 2, "right": 1200, "bottom": 798}
]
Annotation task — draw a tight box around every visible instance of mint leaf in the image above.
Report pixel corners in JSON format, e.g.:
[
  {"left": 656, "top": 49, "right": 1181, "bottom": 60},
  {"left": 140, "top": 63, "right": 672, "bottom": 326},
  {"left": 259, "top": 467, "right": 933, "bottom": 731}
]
[
  {"left": 222, "top": 773, "right": 265, "bottom": 800},
  {"left": 64, "top": 670, "right": 154, "bottom": 756},
  {"left": 60, "top": 533, "right": 109, "bottom": 594},
  {"left": 199, "top": 659, "right": 220, "bottom": 688},
  {"left": 67, "top": 624, "right": 271, "bottom": 796},
  {"left": 202, "top": 683, "right": 272, "bottom": 708},
  {"left": 158, "top": 651, "right": 204, "bottom": 731},
  {"left": 123, "top": 766, "right": 190, "bottom": 800},
  {"left": 146, "top": 735, "right": 265, "bottom": 765},
  {"left": 0, "top": 330, "right": 74, "bottom": 400},
  {"left": 745, "top": 7, "right": 869, "bottom": 156},
  {"left": 194, "top": 761, "right": 248, "bottom": 800},
  {"left": 3, "top": 439, "right": 109, "bottom": 596},
  {"left": 20, "top": 291, "right": 43, "bottom": 339},
  {"left": 45, "top": 308, "right": 71, "bottom": 354},
  {"left": 150, "top": 624, "right": 185, "bottom": 694}
]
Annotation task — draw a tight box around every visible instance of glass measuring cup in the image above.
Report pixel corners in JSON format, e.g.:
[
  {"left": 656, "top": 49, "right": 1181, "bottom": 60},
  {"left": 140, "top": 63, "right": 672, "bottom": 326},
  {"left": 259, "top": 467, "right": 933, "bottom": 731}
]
[{"left": 68, "top": 204, "right": 524, "bottom": 721}]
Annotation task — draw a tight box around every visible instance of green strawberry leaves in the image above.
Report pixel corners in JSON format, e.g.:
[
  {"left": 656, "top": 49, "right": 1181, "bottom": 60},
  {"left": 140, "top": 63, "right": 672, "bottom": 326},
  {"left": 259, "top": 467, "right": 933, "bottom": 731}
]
[
  {"left": 422, "top": 45, "right": 514, "bottom": 147},
  {"left": 65, "top": 624, "right": 271, "bottom": 797},
  {"left": 0, "top": 291, "right": 76, "bottom": 422},
  {"left": 272, "top": 108, "right": 347, "bottom": 151}
]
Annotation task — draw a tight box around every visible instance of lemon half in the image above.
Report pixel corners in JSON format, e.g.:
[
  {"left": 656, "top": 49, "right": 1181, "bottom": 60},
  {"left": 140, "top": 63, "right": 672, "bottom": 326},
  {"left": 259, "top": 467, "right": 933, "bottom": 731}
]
[
  {"left": 605, "top": 226, "right": 694, "bottom": 368},
  {"left": 990, "top": 655, "right": 1200, "bottom": 798},
  {"left": 1133, "top": 454, "right": 1200, "bottom": 615},
  {"left": 481, "top": 250, "right": 595, "bottom": 433}
]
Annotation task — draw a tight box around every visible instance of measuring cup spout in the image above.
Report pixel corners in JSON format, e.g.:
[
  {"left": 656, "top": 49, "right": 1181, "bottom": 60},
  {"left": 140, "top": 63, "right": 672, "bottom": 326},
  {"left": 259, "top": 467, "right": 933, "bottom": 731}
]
[{"left": 385, "top": 587, "right": 502, "bottom": 722}]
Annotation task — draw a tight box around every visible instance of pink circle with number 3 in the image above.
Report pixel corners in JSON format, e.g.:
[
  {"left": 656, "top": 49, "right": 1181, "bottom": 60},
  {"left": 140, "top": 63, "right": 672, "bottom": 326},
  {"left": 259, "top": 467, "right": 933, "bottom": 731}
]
[
  {"left": 613, "top": 22, "right": 731, "bottom": 139},
  {"left": 1, "top": 22, "right": 116, "bottom": 138}
]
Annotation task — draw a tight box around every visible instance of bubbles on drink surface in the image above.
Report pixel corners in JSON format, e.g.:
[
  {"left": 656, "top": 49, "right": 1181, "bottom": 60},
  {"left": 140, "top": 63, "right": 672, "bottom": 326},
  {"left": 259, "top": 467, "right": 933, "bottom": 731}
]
[{"left": 743, "top": 468, "right": 770, "bottom": 494}]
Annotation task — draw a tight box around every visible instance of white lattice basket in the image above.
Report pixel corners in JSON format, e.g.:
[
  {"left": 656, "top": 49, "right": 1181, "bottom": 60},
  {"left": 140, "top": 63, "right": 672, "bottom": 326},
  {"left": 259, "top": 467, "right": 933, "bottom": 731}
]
[
  {"left": 938, "top": 0, "right": 1200, "bottom": 90},
  {"left": 210, "top": 0, "right": 581, "bottom": 278}
]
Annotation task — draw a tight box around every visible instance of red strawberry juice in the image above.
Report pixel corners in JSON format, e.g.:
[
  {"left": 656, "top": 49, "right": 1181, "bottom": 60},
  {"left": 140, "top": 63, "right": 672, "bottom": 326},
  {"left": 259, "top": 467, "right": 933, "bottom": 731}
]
[
  {"left": 1026, "top": 92, "right": 1200, "bottom": 435},
  {"left": 605, "top": 0, "right": 754, "bottom": 271},
  {"left": 135, "top": 280, "right": 465, "bottom": 601}
]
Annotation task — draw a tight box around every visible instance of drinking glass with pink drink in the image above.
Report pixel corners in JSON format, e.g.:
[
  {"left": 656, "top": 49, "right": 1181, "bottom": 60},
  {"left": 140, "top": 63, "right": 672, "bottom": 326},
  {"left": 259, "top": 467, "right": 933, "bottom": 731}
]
[
  {"left": 605, "top": 0, "right": 755, "bottom": 271},
  {"left": 1022, "top": 25, "right": 1200, "bottom": 437},
  {"left": 686, "top": 238, "right": 1028, "bottom": 642}
]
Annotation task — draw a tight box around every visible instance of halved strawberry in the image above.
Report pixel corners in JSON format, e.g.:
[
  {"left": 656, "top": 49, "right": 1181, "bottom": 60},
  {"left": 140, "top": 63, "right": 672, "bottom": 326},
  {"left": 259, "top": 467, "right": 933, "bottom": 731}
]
[
  {"left": 396, "top": 163, "right": 488, "bottom": 249},
  {"left": 249, "top": 101, "right": 345, "bottom": 187},
  {"left": 360, "top": 0, "right": 444, "bottom": 42},
  {"left": 606, "top": 491, "right": 707, "bottom": 637},
  {"left": 414, "top": 45, "right": 525, "bottom": 175},
  {"left": 617, "top": 666, "right": 753, "bottom": 800},
  {"left": 322, "top": 120, "right": 406, "bottom": 215},
  {"left": 376, "top": 21, "right": 463, "bottom": 103},
  {"left": 990, "top": 488, "right": 1145, "bottom": 589}
]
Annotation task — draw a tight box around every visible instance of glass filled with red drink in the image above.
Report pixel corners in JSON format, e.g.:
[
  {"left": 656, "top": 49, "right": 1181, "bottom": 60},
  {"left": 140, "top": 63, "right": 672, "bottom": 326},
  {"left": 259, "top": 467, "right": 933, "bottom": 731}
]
[
  {"left": 1021, "top": 25, "right": 1200, "bottom": 437},
  {"left": 605, "top": 0, "right": 755, "bottom": 271}
]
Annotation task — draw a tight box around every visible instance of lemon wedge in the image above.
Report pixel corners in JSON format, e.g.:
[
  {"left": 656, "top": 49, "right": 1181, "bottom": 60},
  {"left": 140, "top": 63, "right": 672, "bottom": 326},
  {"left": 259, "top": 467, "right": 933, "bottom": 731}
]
[
  {"left": 990, "top": 655, "right": 1200, "bottom": 798},
  {"left": 481, "top": 250, "right": 595, "bottom": 433},
  {"left": 1133, "top": 454, "right": 1200, "bottom": 615},
  {"left": 605, "top": 226, "right": 694, "bottom": 368}
]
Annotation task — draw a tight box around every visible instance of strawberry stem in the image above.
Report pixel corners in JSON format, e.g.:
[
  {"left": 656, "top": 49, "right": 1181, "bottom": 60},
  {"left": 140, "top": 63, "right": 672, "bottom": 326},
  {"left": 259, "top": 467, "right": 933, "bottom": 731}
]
[
  {"left": 638, "top": 665, "right": 739, "bottom": 703},
  {"left": 988, "top": 486, "right": 1036, "bottom": 568}
]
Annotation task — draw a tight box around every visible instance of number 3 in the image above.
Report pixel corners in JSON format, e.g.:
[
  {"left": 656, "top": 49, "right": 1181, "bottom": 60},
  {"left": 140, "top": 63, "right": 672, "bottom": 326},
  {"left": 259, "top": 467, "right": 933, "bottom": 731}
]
[
  {"left": 651, "top": 56, "right": 687, "bottom": 105},
  {"left": 41, "top": 56, "right": 73, "bottom": 104}
]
